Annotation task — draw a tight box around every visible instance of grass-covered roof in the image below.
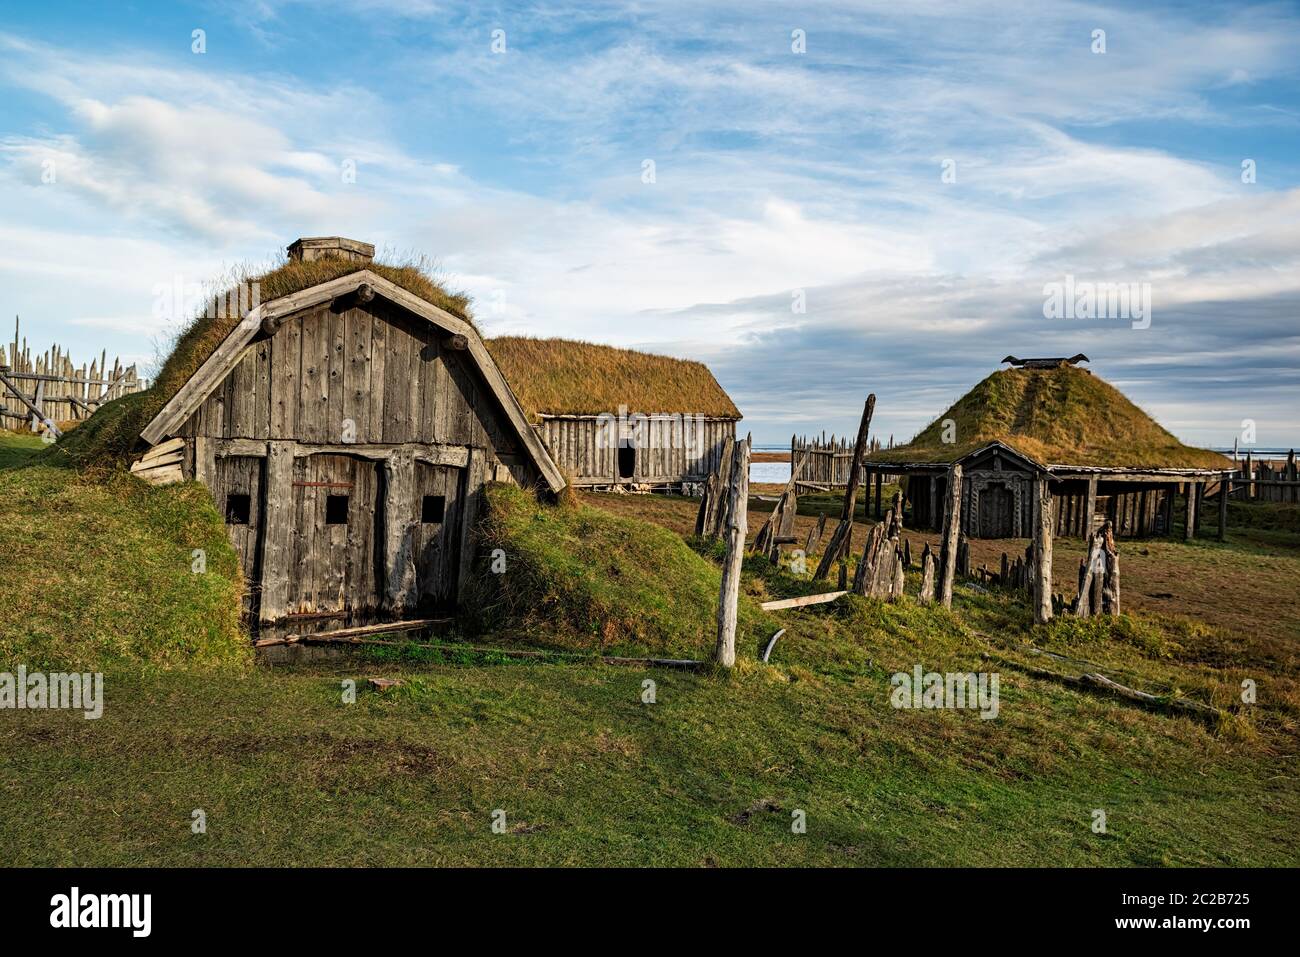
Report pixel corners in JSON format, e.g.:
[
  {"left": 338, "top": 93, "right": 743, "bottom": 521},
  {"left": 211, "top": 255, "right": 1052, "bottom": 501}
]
[
  {"left": 871, "top": 365, "right": 1229, "bottom": 470},
  {"left": 45, "top": 254, "right": 471, "bottom": 468},
  {"left": 486, "top": 336, "right": 741, "bottom": 422}
]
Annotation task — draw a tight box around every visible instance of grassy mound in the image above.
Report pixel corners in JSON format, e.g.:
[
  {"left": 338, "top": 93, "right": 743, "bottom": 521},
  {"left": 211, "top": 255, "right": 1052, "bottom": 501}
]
[
  {"left": 0, "top": 433, "right": 249, "bottom": 671},
  {"left": 874, "top": 366, "right": 1228, "bottom": 469},
  {"left": 487, "top": 336, "right": 741, "bottom": 421},
  {"left": 40, "top": 253, "right": 471, "bottom": 469},
  {"left": 469, "top": 483, "right": 771, "bottom": 658}
]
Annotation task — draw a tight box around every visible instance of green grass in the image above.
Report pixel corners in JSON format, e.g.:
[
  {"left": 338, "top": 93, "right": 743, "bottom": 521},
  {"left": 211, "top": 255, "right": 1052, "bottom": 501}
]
[
  {"left": 0, "top": 432, "right": 249, "bottom": 671},
  {"left": 2, "top": 432, "right": 1297, "bottom": 866},
  {"left": 468, "top": 482, "right": 771, "bottom": 658}
]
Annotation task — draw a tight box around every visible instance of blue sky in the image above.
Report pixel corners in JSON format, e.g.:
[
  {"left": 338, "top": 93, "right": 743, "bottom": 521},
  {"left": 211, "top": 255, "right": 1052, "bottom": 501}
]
[{"left": 2, "top": 0, "right": 1298, "bottom": 448}]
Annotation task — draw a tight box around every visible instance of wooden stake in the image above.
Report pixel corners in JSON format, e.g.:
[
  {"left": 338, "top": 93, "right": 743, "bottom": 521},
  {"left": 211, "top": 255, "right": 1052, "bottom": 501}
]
[
  {"left": 937, "top": 463, "right": 963, "bottom": 608},
  {"left": 714, "top": 435, "right": 751, "bottom": 668},
  {"left": 813, "top": 395, "right": 876, "bottom": 580},
  {"left": 1032, "top": 475, "right": 1053, "bottom": 624}
]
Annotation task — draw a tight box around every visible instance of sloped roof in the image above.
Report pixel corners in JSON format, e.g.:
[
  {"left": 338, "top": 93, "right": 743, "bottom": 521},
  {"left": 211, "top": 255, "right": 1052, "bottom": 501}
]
[
  {"left": 485, "top": 336, "right": 742, "bottom": 422},
  {"left": 48, "top": 254, "right": 474, "bottom": 469},
  {"left": 138, "top": 271, "right": 565, "bottom": 491},
  {"left": 870, "top": 365, "right": 1230, "bottom": 470}
]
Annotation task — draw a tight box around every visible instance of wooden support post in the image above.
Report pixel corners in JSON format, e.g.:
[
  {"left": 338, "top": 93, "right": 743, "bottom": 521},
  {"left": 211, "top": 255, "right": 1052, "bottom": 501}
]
[
  {"left": 1218, "top": 476, "right": 1229, "bottom": 542},
  {"left": 714, "top": 435, "right": 750, "bottom": 668},
  {"left": 1083, "top": 474, "right": 1098, "bottom": 537},
  {"left": 383, "top": 448, "right": 418, "bottom": 614},
  {"left": 1032, "top": 475, "right": 1053, "bottom": 624},
  {"left": 456, "top": 447, "right": 485, "bottom": 606},
  {"left": 1183, "top": 481, "right": 1197, "bottom": 541},
  {"left": 258, "top": 440, "right": 295, "bottom": 622},
  {"left": 937, "top": 463, "right": 962, "bottom": 608},
  {"left": 813, "top": 395, "right": 876, "bottom": 580},
  {"left": 874, "top": 471, "right": 883, "bottom": 520}
]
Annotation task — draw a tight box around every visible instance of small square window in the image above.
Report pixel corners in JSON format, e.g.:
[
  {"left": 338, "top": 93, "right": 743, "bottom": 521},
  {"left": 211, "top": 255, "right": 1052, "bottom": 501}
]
[
  {"left": 421, "top": 494, "right": 445, "bottom": 524},
  {"left": 326, "top": 494, "right": 350, "bottom": 525},
  {"left": 225, "top": 493, "right": 251, "bottom": 525}
]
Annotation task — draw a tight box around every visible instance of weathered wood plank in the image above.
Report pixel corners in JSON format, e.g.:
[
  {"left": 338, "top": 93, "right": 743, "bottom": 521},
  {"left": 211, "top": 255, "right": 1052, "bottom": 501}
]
[{"left": 258, "top": 440, "right": 295, "bottom": 622}]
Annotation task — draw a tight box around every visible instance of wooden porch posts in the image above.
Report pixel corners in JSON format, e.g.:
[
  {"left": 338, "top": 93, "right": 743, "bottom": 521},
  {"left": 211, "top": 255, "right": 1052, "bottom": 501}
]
[
  {"left": 1183, "top": 481, "right": 1198, "bottom": 541},
  {"left": 1083, "top": 474, "right": 1098, "bottom": 537},
  {"left": 1218, "top": 476, "right": 1230, "bottom": 542}
]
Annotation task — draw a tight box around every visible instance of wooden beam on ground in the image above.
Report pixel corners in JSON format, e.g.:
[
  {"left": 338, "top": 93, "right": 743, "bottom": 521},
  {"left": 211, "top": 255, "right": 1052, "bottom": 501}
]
[
  {"left": 253, "top": 617, "right": 449, "bottom": 647},
  {"left": 759, "top": 590, "right": 847, "bottom": 611}
]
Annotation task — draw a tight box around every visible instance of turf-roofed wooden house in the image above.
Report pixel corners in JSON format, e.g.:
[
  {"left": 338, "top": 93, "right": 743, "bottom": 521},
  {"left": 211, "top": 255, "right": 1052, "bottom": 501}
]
[
  {"left": 487, "top": 337, "right": 742, "bottom": 489},
  {"left": 862, "top": 356, "right": 1232, "bottom": 540},
  {"left": 135, "top": 237, "right": 564, "bottom": 627}
]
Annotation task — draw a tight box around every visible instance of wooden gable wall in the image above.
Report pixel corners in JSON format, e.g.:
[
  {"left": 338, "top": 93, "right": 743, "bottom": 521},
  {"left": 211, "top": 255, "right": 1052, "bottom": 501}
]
[{"left": 178, "top": 298, "right": 535, "bottom": 485}]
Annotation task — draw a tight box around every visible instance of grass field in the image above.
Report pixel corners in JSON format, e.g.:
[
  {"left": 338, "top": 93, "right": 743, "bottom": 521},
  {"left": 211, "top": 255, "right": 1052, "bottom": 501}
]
[{"left": 1, "top": 432, "right": 1297, "bottom": 866}]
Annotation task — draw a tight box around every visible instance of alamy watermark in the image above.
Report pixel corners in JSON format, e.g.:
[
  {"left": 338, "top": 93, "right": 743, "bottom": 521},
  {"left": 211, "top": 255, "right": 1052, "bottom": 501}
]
[
  {"left": 595, "top": 405, "right": 708, "bottom": 452},
  {"left": 153, "top": 276, "right": 261, "bottom": 324},
  {"left": 1043, "top": 275, "right": 1150, "bottom": 330},
  {"left": 1, "top": 667, "right": 103, "bottom": 719},
  {"left": 891, "top": 664, "right": 999, "bottom": 719}
]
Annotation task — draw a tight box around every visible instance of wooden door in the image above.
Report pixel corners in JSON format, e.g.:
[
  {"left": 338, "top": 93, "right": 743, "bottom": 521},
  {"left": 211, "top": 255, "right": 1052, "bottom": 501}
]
[
  {"left": 979, "top": 483, "right": 1014, "bottom": 538},
  {"left": 412, "top": 461, "right": 465, "bottom": 607},
  {"left": 288, "top": 454, "right": 380, "bottom": 617},
  {"left": 212, "top": 455, "right": 264, "bottom": 617}
]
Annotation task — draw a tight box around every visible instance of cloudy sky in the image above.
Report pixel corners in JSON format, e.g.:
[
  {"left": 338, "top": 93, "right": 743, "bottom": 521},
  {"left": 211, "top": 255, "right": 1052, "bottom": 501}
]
[{"left": 1, "top": 1, "right": 1298, "bottom": 448}]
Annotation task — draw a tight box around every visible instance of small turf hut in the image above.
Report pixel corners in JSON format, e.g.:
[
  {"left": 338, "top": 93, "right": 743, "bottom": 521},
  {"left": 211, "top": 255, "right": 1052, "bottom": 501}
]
[
  {"left": 130, "top": 237, "right": 563, "bottom": 627},
  {"left": 487, "top": 337, "right": 742, "bottom": 489},
  {"left": 863, "top": 358, "right": 1232, "bottom": 540}
]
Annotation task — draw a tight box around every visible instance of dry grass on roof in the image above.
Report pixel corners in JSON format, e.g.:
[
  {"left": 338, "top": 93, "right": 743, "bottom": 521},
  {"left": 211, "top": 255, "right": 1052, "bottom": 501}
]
[
  {"left": 871, "top": 365, "right": 1230, "bottom": 470},
  {"left": 44, "top": 253, "right": 471, "bottom": 469},
  {"left": 486, "top": 336, "right": 742, "bottom": 422}
]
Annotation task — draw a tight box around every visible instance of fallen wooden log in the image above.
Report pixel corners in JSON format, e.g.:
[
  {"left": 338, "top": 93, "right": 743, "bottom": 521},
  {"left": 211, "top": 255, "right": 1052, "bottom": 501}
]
[
  {"left": 253, "top": 617, "right": 449, "bottom": 647},
  {"left": 985, "top": 653, "right": 1222, "bottom": 723},
  {"left": 760, "top": 590, "right": 847, "bottom": 611}
]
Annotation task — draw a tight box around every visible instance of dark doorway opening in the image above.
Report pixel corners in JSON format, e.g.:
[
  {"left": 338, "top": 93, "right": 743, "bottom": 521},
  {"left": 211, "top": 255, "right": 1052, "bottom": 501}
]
[{"left": 617, "top": 445, "right": 636, "bottom": 480}]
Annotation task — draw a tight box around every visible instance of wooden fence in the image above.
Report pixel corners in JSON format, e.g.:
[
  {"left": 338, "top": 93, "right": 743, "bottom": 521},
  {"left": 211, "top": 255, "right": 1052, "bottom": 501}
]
[
  {"left": 1226, "top": 452, "right": 1299, "bottom": 504},
  {"left": 0, "top": 317, "right": 146, "bottom": 433},
  {"left": 791, "top": 433, "right": 897, "bottom": 491}
]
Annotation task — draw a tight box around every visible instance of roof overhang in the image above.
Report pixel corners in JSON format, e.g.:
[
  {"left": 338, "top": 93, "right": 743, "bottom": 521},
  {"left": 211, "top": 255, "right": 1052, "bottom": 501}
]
[{"left": 139, "top": 270, "right": 566, "bottom": 492}]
